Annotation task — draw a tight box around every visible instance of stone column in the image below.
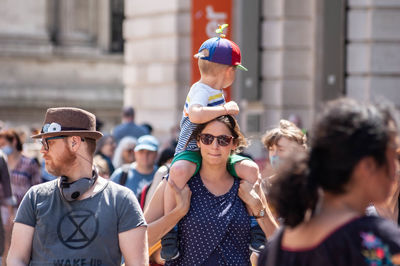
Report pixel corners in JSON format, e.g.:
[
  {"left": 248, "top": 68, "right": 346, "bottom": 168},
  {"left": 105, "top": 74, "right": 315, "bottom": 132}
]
[
  {"left": 123, "top": 0, "right": 191, "bottom": 144},
  {"left": 260, "top": 0, "right": 315, "bottom": 130},
  {"left": 347, "top": 0, "right": 400, "bottom": 105}
]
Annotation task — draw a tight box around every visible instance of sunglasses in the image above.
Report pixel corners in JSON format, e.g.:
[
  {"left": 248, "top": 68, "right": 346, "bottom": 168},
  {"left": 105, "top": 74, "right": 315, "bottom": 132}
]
[
  {"left": 39, "top": 136, "right": 85, "bottom": 151},
  {"left": 39, "top": 136, "right": 66, "bottom": 151},
  {"left": 198, "top": 133, "right": 233, "bottom": 147}
]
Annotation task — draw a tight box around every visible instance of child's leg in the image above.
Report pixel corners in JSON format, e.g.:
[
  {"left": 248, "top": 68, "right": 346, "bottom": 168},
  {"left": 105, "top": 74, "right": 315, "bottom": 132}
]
[
  {"left": 234, "top": 159, "right": 260, "bottom": 184},
  {"left": 232, "top": 157, "right": 266, "bottom": 253},
  {"left": 161, "top": 155, "right": 198, "bottom": 261},
  {"left": 164, "top": 160, "right": 197, "bottom": 215}
]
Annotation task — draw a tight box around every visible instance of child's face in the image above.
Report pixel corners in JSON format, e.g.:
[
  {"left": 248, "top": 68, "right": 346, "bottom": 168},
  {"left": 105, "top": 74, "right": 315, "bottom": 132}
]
[{"left": 222, "top": 66, "right": 236, "bottom": 89}]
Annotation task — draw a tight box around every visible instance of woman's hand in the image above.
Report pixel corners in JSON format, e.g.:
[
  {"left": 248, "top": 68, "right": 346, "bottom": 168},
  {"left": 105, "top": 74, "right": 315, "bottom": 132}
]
[
  {"left": 168, "top": 179, "right": 192, "bottom": 217},
  {"left": 238, "top": 180, "right": 264, "bottom": 216},
  {"left": 239, "top": 180, "right": 280, "bottom": 237}
]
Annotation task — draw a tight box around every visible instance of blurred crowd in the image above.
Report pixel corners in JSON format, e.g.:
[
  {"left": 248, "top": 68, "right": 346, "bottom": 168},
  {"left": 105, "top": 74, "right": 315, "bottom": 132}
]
[{"left": 1, "top": 98, "right": 400, "bottom": 266}]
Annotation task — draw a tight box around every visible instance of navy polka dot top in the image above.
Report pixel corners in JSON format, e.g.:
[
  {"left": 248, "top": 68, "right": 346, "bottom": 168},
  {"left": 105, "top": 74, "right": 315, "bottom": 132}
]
[{"left": 166, "top": 173, "right": 251, "bottom": 266}]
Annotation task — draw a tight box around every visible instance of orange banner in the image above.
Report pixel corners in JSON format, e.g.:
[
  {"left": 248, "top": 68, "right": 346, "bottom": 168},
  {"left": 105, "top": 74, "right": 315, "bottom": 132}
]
[{"left": 191, "top": 0, "right": 232, "bottom": 101}]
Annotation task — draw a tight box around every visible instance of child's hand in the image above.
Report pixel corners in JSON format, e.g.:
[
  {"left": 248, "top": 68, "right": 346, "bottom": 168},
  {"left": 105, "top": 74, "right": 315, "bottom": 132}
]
[{"left": 224, "top": 101, "right": 239, "bottom": 115}]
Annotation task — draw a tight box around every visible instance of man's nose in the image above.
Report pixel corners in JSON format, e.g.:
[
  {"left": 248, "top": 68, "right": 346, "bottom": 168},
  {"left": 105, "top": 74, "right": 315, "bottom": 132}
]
[{"left": 40, "top": 145, "right": 47, "bottom": 154}]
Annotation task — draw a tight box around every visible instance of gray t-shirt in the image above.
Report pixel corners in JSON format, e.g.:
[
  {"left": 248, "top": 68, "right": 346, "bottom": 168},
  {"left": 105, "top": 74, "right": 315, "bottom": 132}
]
[{"left": 15, "top": 179, "right": 146, "bottom": 266}]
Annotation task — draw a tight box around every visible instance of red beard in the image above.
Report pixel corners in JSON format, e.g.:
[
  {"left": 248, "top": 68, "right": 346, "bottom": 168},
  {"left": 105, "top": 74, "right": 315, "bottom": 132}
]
[{"left": 46, "top": 143, "right": 77, "bottom": 176}]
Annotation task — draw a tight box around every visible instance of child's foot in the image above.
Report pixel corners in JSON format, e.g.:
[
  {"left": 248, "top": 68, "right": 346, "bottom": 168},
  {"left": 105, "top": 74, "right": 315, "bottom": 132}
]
[
  {"left": 249, "top": 224, "right": 266, "bottom": 253},
  {"left": 161, "top": 228, "right": 180, "bottom": 261}
]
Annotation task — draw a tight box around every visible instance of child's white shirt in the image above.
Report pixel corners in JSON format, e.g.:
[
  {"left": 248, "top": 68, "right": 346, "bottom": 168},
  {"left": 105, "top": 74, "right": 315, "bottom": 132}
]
[{"left": 175, "top": 82, "right": 225, "bottom": 155}]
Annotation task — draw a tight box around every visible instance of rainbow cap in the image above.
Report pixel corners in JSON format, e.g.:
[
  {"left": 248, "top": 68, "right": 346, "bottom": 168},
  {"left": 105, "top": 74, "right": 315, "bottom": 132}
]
[{"left": 195, "top": 37, "right": 248, "bottom": 71}]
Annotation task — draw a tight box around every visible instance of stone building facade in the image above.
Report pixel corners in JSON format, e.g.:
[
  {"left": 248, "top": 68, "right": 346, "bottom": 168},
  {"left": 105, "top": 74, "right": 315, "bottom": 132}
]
[
  {"left": 0, "top": 0, "right": 125, "bottom": 133},
  {"left": 1, "top": 0, "right": 399, "bottom": 159},
  {"left": 124, "top": 0, "right": 400, "bottom": 157}
]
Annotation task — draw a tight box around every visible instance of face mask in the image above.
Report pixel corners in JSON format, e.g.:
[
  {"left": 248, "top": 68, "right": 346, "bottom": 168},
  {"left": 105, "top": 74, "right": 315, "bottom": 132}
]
[
  {"left": 1, "top": 145, "right": 13, "bottom": 156},
  {"left": 269, "top": 155, "right": 280, "bottom": 169}
]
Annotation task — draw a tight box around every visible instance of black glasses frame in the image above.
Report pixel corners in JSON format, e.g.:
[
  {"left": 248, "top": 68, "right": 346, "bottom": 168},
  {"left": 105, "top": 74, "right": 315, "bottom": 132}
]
[{"left": 39, "top": 136, "right": 85, "bottom": 151}]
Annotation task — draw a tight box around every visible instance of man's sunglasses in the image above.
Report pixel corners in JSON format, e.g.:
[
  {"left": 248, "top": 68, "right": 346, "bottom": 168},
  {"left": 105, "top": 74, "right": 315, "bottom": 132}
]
[
  {"left": 39, "top": 136, "right": 85, "bottom": 151},
  {"left": 198, "top": 133, "right": 233, "bottom": 147}
]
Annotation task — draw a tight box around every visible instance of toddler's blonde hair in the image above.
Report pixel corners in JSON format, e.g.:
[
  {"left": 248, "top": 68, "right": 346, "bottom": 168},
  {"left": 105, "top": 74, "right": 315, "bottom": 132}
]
[{"left": 195, "top": 49, "right": 231, "bottom": 76}]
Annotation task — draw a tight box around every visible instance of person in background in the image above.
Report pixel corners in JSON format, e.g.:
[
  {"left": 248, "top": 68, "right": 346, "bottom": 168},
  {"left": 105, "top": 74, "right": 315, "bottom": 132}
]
[
  {"left": 93, "top": 134, "right": 116, "bottom": 178},
  {"left": 168, "top": 124, "right": 180, "bottom": 150},
  {"left": 96, "top": 118, "right": 104, "bottom": 132},
  {"left": 366, "top": 147, "right": 400, "bottom": 225},
  {"left": 0, "top": 129, "right": 41, "bottom": 263},
  {"left": 258, "top": 98, "right": 400, "bottom": 265},
  {"left": 111, "top": 135, "right": 159, "bottom": 198},
  {"left": 112, "top": 136, "right": 137, "bottom": 169},
  {"left": 144, "top": 147, "right": 176, "bottom": 213},
  {"left": 0, "top": 129, "right": 41, "bottom": 207},
  {"left": 141, "top": 123, "right": 153, "bottom": 135},
  {"left": 113, "top": 106, "right": 149, "bottom": 144},
  {"left": 40, "top": 160, "right": 56, "bottom": 183},
  {"left": 7, "top": 107, "right": 148, "bottom": 265},
  {"left": 0, "top": 150, "right": 16, "bottom": 265},
  {"left": 240, "top": 119, "right": 308, "bottom": 246},
  {"left": 261, "top": 119, "right": 308, "bottom": 189}
]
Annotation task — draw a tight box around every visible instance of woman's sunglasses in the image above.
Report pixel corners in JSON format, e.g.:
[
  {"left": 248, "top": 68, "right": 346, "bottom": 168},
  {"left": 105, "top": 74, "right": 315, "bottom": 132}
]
[{"left": 198, "top": 133, "right": 233, "bottom": 147}]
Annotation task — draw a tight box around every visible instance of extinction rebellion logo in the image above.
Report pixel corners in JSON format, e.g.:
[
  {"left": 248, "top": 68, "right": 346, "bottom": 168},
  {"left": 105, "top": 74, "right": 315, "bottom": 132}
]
[{"left": 57, "top": 210, "right": 99, "bottom": 249}]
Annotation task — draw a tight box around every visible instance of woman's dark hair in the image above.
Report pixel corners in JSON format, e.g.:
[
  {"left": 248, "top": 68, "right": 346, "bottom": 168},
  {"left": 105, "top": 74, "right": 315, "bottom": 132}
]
[
  {"left": 269, "top": 98, "right": 397, "bottom": 227},
  {"left": 95, "top": 134, "right": 114, "bottom": 155},
  {"left": 157, "top": 147, "right": 175, "bottom": 167},
  {"left": 141, "top": 123, "right": 153, "bottom": 135},
  {"left": 0, "top": 129, "right": 23, "bottom": 152},
  {"left": 187, "top": 115, "right": 247, "bottom": 153}
]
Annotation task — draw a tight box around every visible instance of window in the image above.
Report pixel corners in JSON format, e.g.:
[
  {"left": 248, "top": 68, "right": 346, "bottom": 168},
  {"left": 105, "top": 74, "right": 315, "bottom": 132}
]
[{"left": 110, "top": 0, "right": 124, "bottom": 53}]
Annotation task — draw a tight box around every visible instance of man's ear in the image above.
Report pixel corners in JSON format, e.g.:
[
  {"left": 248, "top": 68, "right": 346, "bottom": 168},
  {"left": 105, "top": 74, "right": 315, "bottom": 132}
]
[{"left": 69, "top": 136, "right": 81, "bottom": 151}]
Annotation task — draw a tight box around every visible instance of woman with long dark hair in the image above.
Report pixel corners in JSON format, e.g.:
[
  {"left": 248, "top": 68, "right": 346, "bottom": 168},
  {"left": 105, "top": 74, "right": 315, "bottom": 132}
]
[{"left": 259, "top": 98, "right": 400, "bottom": 266}]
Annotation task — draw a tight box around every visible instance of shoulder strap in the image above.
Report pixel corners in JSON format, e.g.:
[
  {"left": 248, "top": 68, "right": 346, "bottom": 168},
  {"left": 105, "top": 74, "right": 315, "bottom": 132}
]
[
  {"left": 139, "top": 184, "right": 150, "bottom": 210},
  {"left": 119, "top": 164, "right": 131, "bottom": 186},
  {"left": 266, "top": 226, "right": 284, "bottom": 266}
]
